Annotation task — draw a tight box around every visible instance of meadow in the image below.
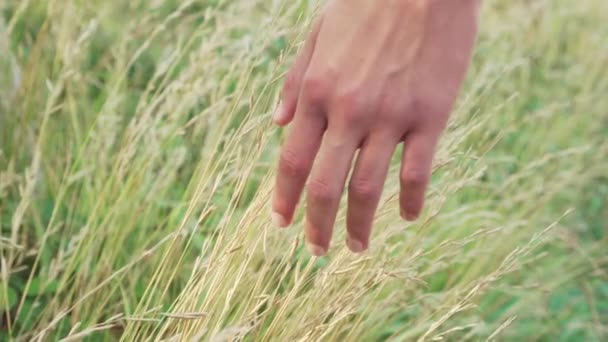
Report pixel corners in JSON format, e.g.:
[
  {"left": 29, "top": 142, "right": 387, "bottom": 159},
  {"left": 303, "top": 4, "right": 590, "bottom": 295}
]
[{"left": 0, "top": 0, "right": 607, "bottom": 340}]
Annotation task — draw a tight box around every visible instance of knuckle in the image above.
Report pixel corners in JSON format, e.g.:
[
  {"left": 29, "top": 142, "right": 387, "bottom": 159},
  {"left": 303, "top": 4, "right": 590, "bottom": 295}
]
[
  {"left": 411, "top": 95, "right": 450, "bottom": 127},
  {"left": 378, "top": 99, "right": 399, "bottom": 117},
  {"left": 301, "top": 72, "right": 332, "bottom": 105},
  {"left": 409, "top": 94, "right": 427, "bottom": 115},
  {"left": 375, "top": 92, "right": 413, "bottom": 131},
  {"left": 279, "top": 149, "right": 307, "bottom": 179},
  {"left": 400, "top": 169, "right": 429, "bottom": 188},
  {"left": 378, "top": 98, "right": 406, "bottom": 125},
  {"left": 308, "top": 178, "right": 338, "bottom": 204},
  {"left": 282, "top": 70, "right": 301, "bottom": 97},
  {"left": 349, "top": 178, "right": 380, "bottom": 202},
  {"left": 333, "top": 88, "right": 370, "bottom": 125},
  {"left": 334, "top": 88, "right": 365, "bottom": 112},
  {"left": 343, "top": 108, "right": 367, "bottom": 126}
]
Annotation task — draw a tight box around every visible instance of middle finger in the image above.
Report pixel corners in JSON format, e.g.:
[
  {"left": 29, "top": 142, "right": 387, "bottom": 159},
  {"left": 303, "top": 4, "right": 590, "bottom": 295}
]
[{"left": 305, "top": 127, "right": 359, "bottom": 256}]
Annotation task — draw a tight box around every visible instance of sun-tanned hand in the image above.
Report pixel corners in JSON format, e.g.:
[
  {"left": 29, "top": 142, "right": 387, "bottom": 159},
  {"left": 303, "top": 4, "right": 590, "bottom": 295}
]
[{"left": 272, "top": 0, "right": 481, "bottom": 256}]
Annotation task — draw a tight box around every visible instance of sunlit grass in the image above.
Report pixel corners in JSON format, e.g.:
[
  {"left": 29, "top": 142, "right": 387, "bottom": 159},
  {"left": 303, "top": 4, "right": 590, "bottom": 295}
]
[{"left": 0, "top": 0, "right": 606, "bottom": 340}]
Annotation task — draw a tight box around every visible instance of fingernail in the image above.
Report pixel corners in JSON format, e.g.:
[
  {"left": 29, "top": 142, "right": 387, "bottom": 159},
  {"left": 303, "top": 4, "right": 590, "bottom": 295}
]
[
  {"left": 406, "top": 213, "right": 419, "bottom": 221},
  {"left": 271, "top": 212, "right": 289, "bottom": 228},
  {"left": 272, "top": 101, "right": 286, "bottom": 123},
  {"left": 346, "top": 235, "right": 365, "bottom": 253},
  {"left": 401, "top": 208, "right": 419, "bottom": 221},
  {"left": 306, "top": 242, "right": 326, "bottom": 257}
]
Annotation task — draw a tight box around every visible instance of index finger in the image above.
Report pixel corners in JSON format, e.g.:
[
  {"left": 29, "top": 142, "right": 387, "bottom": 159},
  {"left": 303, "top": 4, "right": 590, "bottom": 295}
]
[{"left": 272, "top": 102, "right": 325, "bottom": 227}]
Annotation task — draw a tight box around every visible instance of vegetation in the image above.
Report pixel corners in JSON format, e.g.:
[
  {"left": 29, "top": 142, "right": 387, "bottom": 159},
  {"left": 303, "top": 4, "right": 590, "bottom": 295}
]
[{"left": 0, "top": 0, "right": 606, "bottom": 340}]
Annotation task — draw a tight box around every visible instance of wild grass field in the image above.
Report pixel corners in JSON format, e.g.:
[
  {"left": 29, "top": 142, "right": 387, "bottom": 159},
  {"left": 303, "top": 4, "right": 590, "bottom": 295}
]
[{"left": 0, "top": 0, "right": 607, "bottom": 340}]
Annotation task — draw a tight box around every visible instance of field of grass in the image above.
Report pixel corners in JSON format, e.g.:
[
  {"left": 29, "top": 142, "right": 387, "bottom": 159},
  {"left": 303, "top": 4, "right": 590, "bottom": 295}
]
[{"left": 0, "top": 0, "right": 607, "bottom": 340}]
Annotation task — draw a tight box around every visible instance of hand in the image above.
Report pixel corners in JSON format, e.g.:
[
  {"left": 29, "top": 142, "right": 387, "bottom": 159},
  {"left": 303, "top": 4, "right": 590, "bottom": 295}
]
[{"left": 272, "top": 0, "right": 480, "bottom": 256}]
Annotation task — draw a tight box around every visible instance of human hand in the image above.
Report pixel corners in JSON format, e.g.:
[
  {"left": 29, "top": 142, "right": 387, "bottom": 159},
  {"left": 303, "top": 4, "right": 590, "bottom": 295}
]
[{"left": 272, "top": 0, "right": 480, "bottom": 255}]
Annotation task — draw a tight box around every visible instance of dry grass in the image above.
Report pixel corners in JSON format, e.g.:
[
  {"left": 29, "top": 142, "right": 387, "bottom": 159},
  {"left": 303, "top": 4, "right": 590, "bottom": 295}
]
[{"left": 0, "top": 0, "right": 607, "bottom": 340}]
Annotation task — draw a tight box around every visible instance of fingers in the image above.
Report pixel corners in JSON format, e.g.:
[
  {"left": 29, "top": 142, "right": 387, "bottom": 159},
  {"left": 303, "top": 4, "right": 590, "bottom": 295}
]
[
  {"left": 306, "top": 130, "right": 359, "bottom": 256},
  {"left": 272, "top": 103, "right": 326, "bottom": 228},
  {"left": 346, "top": 135, "right": 397, "bottom": 253},
  {"left": 399, "top": 130, "right": 440, "bottom": 221},
  {"left": 273, "top": 18, "right": 323, "bottom": 126}
]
